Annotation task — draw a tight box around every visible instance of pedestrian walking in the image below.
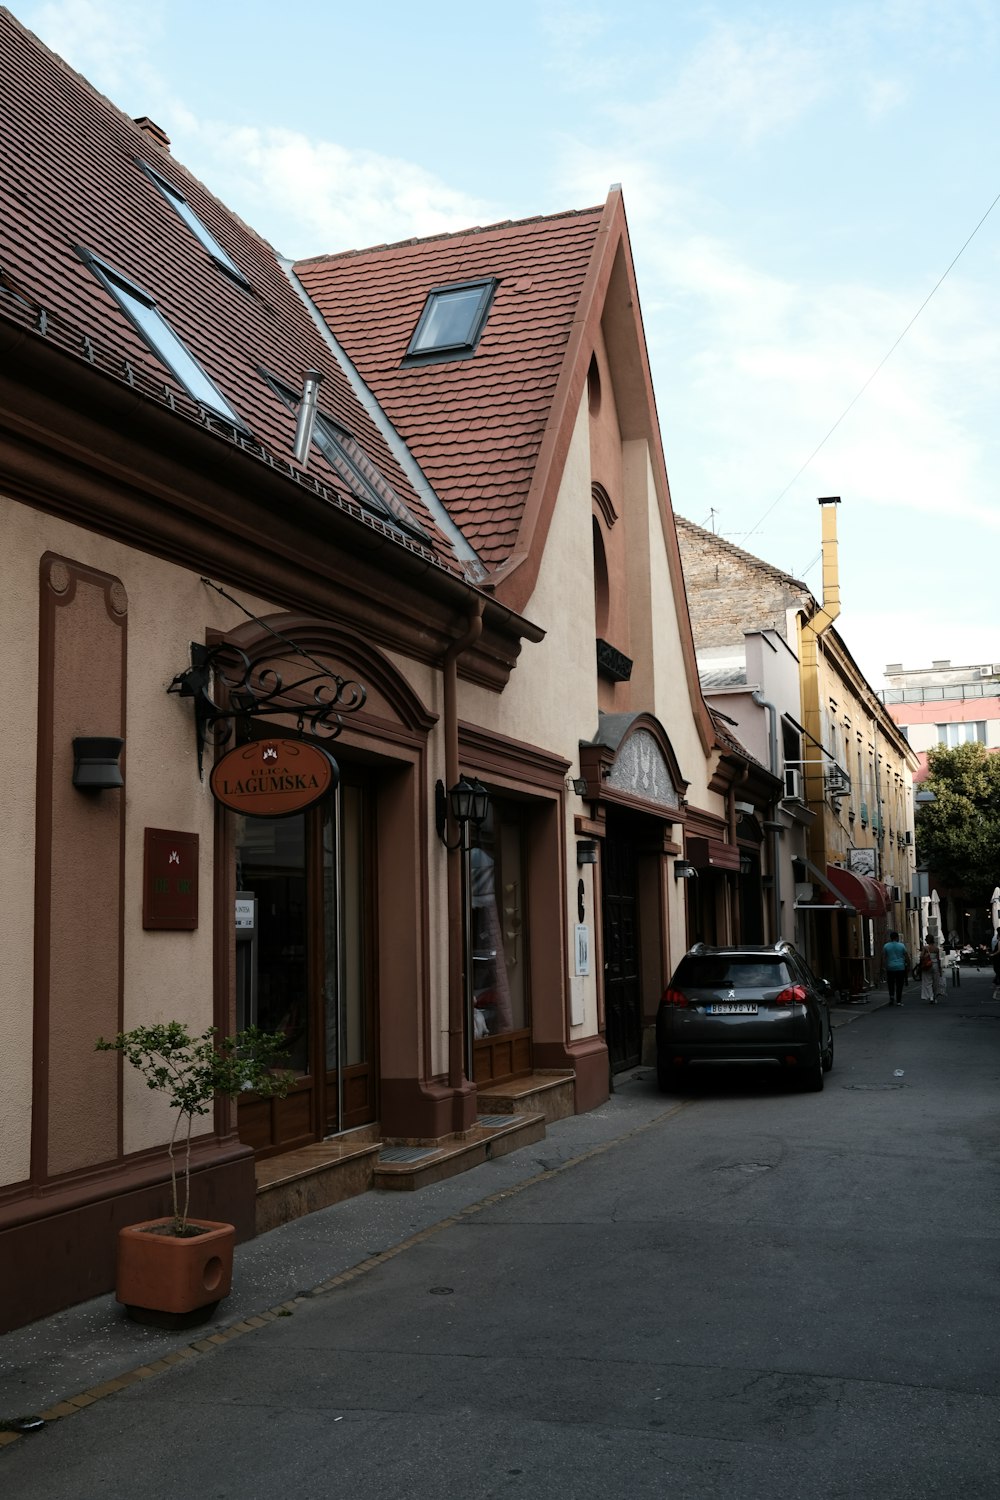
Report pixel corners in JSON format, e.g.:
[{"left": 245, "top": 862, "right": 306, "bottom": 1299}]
[
  {"left": 916, "top": 935, "right": 944, "bottom": 1004},
  {"left": 882, "top": 930, "right": 910, "bottom": 1006}
]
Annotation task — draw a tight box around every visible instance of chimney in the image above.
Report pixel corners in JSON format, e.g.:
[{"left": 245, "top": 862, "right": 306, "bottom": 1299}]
[
  {"left": 134, "top": 117, "right": 171, "bottom": 152},
  {"left": 816, "top": 496, "right": 841, "bottom": 631}
]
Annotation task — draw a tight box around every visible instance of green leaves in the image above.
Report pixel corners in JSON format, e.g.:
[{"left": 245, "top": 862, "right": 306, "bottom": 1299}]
[
  {"left": 95, "top": 1022, "right": 293, "bottom": 1232},
  {"left": 916, "top": 743, "right": 1000, "bottom": 901}
]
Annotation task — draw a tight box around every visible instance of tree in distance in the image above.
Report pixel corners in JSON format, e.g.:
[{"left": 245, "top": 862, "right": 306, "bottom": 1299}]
[{"left": 915, "top": 742, "right": 1000, "bottom": 905}]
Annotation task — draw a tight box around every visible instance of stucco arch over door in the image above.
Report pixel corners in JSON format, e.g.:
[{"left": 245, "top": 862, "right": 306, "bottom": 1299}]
[
  {"left": 579, "top": 712, "right": 689, "bottom": 1073},
  {"left": 210, "top": 612, "right": 441, "bottom": 1147},
  {"left": 578, "top": 711, "right": 688, "bottom": 816}
]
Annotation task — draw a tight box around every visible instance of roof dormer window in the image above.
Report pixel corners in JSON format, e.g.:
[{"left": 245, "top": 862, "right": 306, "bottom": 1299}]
[
  {"left": 138, "top": 160, "right": 250, "bottom": 289},
  {"left": 403, "top": 278, "right": 497, "bottom": 364},
  {"left": 83, "top": 251, "right": 246, "bottom": 427}
]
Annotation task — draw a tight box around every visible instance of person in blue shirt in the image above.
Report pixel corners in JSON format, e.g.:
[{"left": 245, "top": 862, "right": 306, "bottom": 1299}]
[{"left": 882, "top": 931, "right": 910, "bottom": 1006}]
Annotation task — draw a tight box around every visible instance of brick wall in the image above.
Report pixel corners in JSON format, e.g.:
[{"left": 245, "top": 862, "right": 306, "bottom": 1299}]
[{"left": 675, "top": 516, "right": 811, "bottom": 648}]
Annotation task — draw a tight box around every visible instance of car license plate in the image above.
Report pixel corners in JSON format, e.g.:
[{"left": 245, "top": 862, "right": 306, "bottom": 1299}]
[{"left": 706, "top": 1002, "right": 758, "bottom": 1014}]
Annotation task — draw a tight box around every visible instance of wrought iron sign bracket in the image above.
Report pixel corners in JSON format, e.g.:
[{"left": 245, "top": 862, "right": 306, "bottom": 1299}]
[{"left": 168, "top": 640, "right": 367, "bottom": 778}]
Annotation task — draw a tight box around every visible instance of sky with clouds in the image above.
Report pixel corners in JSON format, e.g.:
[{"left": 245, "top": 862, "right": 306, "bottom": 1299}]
[{"left": 16, "top": 0, "right": 1000, "bottom": 687}]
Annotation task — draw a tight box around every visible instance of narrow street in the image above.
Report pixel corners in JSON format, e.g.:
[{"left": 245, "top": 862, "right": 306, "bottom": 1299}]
[{"left": 5, "top": 972, "right": 1000, "bottom": 1499}]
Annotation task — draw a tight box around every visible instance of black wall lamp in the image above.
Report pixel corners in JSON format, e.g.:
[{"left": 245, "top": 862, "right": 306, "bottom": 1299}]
[
  {"left": 576, "top": 840, "right": 598, "bottom": 866},
  {"left": 674, "top": 860, "right": 698, "bottom": 880},
  {"left": 435, "top": 776, "right": 491, "bottom": 849},
  {"left": 72, "top": 736, "right": 124, "bottom": 792}
]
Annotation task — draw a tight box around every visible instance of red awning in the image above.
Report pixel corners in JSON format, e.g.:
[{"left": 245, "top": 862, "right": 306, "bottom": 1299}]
[{"left": 825, "top": 865, "right": 890, "bottom": 916}]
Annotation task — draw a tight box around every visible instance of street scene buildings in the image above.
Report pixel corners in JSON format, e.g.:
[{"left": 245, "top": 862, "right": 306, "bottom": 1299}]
[{"left": 1, "top": 9, "right": 920, "bottom": 1333}]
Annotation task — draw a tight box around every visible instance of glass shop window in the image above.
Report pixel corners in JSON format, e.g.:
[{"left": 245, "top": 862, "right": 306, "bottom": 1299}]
[{"left": 470, "top": 800, "right": 527, "bottom": 1039}]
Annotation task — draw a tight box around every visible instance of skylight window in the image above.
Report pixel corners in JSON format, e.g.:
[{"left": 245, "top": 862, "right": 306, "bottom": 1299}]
[
  {"left": 262, "top": 371, "right": 429, "bottom": 540},
  {"left": 139, "top": 161, "right": 250, "bottom": 289},
  {"left": 84, "top": 252, "right": 246, "bottom": 427},
  {"left": 404, "top": 278, "right": 497, "bottom": 363}
]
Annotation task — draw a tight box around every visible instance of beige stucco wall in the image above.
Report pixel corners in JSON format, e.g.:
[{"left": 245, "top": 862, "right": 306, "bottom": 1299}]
[
  {"left": 1, "top": 496, "right": 291, "bottom": 1171},
  {"left": 457, "top": 398, "right": 601, "bottom": 1036}
]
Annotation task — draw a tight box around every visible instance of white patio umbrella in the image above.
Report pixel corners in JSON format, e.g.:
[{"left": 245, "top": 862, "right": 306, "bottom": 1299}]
[
  {"left": 928, "top": 889, "right": 942, "bottom": 940},
  {"left": 990, "top": 887, "right": 1000, "bottom": 939}
]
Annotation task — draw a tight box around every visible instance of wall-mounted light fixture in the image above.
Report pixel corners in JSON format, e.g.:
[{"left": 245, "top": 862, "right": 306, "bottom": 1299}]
[
  {"left": 739, "top": 854, "right": 753, "bottom": 876},
  {"left": 674, "top": 860, "right": 697, "bottom": 880},
  {"left": 734, "top": 800, "right": 755, "bottom": 817},
  {"left": 72, "top": 736, "right": 124, "bottom": 791},
  {"left": 435, "top": 776, "right": 491, "bottom": 849},
  {"left": 576, "top": 840, "right": 598, "bottom": 866},
  {"left": 571, "top": 777, "right": 588, "bottom": 797}
]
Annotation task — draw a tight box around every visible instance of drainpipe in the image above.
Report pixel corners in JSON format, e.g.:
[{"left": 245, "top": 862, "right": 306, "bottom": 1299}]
[
  {"left": 443, "top": 601, "right": 485, "bottom": 1109},
  {"left": 752, "top": 689, "right": 782, "bottom": 941}
]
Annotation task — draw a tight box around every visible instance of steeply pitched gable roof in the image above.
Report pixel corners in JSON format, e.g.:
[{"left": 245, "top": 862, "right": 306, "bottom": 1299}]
[
  {"left": 0, "top": 6, "right": 464, "bottom": 570},
  {"left": 295, "top": 207, "right": 606, "bottom": 576}
]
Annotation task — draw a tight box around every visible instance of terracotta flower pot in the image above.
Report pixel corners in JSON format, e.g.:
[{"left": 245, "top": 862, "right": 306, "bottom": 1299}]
[{"left": 117, "top": 1217, "right": 235, "bottom": 1326}]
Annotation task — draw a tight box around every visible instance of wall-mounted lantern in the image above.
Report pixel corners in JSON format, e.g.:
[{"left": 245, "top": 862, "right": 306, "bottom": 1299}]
[
  {"left": 576, "top": 840, "right": 598, "bottom": 866},
  {"left": 674, "top": 860, "right": 698, "bottom": 880},
  {"left": 435, "top": 777, "right": 491, "bottom": 849},
  {"left": 72, "top": 736, "right": 124, "bottom": 791}
]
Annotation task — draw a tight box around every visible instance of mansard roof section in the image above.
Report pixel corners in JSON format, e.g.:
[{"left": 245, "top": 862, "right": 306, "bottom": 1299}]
[
  {"left": 0, "top": 8, "right": 465, "bottom": 571},
  {"left": 293, "top": 201, "right": 608, "bottom": 582}
]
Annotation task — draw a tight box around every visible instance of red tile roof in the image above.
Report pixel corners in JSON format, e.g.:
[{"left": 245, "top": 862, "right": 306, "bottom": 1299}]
[
  {"left": 0, "top": 7, "right": 458, "bottom": 568},
  {"left": 294, "top": 208, "right": 606, "bottom": 572}
]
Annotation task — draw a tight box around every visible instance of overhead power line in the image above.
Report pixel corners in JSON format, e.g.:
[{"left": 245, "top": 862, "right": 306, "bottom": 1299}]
[{"left": 741, "top": 183, "right": 1000, "bottom": 542}]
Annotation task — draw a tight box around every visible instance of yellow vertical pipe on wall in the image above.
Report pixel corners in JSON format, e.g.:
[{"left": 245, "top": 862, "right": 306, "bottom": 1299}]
[{"left": 799, "top": 497, "right": 841, "bottom": 873}]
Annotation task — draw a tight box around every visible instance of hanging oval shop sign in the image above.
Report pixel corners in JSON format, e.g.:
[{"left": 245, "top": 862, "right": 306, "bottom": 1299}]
[{"left": 209, "top": 738, "right": 339, "bottom": 819}]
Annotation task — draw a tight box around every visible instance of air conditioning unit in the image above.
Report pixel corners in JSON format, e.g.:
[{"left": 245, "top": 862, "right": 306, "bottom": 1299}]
[
  {"left": 978, "top": 666, "right": 991, "bottom": 678},
  {"left": 783, "top": 768, "right": 803, "bottom": 800}
]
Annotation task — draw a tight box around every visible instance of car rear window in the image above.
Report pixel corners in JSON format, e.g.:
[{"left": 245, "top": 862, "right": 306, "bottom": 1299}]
[{"left": 673, "top": 957, "right": 793, "bottom": 988}]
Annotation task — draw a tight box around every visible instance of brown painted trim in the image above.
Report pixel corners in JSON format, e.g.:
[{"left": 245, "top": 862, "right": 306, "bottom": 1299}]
[
  {"left": 32, "top": 555, "right": 127, "bottom": 1186},
  {"left": 0, "top": 1145, "right": 255, "bottom": 1334},
  {"left": 684, "top": 806, "right": 730, "bottom": 840},
  {"left": 485, "top": 189, "right": 715, "bottom": 755},
  {"left": 491, "top": 192, "right": 621, "bottom": 613},
  {"left": 458, "top": 721, "right": 571, "bottom": 789},
  {"left": 0, "top": 1132, "right": 251, "bottom": 1233},
  {"left": 0, "top": 338, "right": 539, "bottom": 691}
]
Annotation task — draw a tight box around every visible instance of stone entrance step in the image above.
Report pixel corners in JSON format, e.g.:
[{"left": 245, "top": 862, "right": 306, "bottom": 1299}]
[
  {"left": 373, "top": 1111, "right": 546, "bottom": 1192},
  {"left": 475, "top": 1069, "right": 576, "bottom": 1125},
  {"left": 254, "top": 1128, "right": 381, "bottom": 1235}
]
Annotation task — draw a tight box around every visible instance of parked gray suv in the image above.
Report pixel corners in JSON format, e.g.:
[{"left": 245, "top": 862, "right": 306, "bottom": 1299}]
[{"left": 656, "top": 942, "right": 835, "bottom": 1092}]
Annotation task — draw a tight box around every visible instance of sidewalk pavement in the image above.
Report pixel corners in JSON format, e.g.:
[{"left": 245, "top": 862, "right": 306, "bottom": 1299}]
[
  {"left": 0, "top": 1070, "right": 686, "bottom": 1436},
  {"left": 0, "top": 978, "right": 940, "bottom": 1443}
]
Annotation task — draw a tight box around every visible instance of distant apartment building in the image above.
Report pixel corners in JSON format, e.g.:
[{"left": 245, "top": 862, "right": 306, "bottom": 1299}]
[{"left": 881, "top": 660, "right": 1000, "bottom": 781}]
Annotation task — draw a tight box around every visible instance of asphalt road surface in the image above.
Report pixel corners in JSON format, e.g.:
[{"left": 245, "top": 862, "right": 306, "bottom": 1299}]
[{"left": 6, "top": 972, "right": 1000, "bottom": 1498}]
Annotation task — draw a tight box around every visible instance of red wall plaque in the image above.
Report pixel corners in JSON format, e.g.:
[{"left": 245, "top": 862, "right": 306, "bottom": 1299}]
[
  {"left": 209, "top": 738, "right": 339, "bottom": 819},
  {"left": 143, "top": 828, "right": 199, "bottom": 930}
]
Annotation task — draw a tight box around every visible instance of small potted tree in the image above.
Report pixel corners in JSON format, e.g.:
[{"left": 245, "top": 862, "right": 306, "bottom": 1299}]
[{"left": 95, "top": 1021, "right": 292, "bottom": 1326}]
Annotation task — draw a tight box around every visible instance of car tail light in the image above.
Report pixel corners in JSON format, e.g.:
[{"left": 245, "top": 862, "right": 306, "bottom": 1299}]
[
  {"left": 660, "top": 986, "right": 689, "bottom": 1008},
  {"left": 775, "top": 985, "right": 808, "bottom": 1005}
]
